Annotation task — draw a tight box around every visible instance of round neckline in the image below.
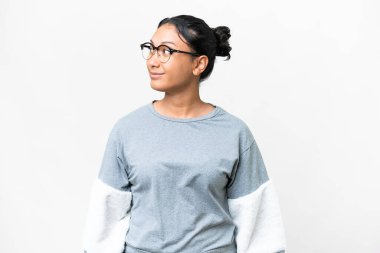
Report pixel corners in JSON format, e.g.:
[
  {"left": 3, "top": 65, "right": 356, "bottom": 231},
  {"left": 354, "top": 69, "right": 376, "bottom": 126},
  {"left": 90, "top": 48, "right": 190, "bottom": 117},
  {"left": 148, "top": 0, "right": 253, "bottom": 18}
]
[{"left": 148, "top": 100, "right": 221, "bottom": 122}]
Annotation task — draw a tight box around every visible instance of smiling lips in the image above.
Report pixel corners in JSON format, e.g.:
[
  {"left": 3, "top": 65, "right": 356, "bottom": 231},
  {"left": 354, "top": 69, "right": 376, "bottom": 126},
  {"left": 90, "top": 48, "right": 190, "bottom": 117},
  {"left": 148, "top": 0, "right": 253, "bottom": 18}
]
[{"left": 150, "top": 73, "right": 164, "bottom": 79}]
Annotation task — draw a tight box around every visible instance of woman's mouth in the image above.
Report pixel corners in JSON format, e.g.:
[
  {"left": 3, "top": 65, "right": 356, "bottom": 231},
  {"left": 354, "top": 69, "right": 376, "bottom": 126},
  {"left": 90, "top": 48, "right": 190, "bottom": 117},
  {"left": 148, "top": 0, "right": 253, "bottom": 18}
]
[{"left": 150, "top": 73, "right": 164, "bottom": 79}]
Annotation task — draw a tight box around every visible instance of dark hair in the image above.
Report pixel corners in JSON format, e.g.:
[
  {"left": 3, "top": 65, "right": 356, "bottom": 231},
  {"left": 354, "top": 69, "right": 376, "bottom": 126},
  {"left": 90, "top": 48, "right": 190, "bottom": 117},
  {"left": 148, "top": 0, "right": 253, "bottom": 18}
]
[{"left": 158, "top": 15, "right": 232, "bottom": 83}]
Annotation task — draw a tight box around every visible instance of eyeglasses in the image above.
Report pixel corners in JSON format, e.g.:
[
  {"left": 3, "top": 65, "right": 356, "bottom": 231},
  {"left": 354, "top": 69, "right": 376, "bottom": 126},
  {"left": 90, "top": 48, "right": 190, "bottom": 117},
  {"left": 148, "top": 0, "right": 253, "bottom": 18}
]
[{"left": 140, "top": 42, "right": 201, "bottom": 63}]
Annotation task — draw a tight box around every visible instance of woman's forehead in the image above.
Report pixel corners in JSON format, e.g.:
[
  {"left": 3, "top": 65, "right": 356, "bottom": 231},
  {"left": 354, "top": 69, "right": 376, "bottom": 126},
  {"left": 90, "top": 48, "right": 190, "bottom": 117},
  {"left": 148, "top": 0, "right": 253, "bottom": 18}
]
[{"left": 151, "top": 24, "right": 187, "bottom": 47}]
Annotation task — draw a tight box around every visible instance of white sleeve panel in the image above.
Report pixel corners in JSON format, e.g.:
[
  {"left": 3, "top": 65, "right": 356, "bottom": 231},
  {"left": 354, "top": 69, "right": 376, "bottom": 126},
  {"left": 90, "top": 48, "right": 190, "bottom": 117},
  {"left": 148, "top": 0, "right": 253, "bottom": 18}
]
[
  {"left": 82, "top": 178, "right": 132, "bottom": 253},
  {"left": 227, "top": 179, "right": 287, "bottom": 253}
]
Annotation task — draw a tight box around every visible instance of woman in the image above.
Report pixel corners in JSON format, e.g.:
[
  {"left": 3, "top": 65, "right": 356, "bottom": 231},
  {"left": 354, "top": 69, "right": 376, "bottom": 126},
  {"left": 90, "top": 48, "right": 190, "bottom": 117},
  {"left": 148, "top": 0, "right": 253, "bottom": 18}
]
[{"left": 83, "top": 15, "right": 287, "bottom": 253}]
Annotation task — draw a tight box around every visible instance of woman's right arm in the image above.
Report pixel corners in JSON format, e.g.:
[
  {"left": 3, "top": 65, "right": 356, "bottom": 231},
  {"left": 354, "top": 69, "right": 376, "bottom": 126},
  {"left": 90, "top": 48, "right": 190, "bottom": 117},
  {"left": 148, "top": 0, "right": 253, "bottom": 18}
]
[{"left": 82, "top": 123, "right": 132, "bottom": 253}]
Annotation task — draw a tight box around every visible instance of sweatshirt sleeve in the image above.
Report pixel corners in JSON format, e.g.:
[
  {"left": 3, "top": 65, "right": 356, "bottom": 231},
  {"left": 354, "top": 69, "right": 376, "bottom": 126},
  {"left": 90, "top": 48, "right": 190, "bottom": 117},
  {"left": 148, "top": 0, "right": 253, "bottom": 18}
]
[
  {"left": 227, "top": 136, "right": 287, "bottom": 253},
  {"left": 82, "top": 123, "right": 132, "bottom": 253}
]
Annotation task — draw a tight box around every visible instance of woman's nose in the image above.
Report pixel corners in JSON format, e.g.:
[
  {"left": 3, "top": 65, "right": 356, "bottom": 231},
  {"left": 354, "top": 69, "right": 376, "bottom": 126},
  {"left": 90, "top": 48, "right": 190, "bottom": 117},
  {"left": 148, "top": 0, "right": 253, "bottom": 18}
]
[{"left": 147, "top": 51, "right": 160, "bottom": 67}]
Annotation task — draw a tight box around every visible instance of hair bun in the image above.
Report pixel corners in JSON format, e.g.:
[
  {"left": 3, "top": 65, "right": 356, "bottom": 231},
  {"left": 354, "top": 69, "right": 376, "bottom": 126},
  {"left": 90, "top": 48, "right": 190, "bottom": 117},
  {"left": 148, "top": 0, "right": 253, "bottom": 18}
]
[{"left": 213, "top": 26, "right": 232, "bottom": 60}]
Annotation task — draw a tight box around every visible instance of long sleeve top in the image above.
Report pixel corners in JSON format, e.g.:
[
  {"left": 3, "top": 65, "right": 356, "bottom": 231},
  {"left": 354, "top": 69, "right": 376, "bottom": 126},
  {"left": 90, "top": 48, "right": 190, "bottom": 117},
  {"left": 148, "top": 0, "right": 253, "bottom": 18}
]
[{"left": 82, "top": 100, "right": 287, "bottom": 253}]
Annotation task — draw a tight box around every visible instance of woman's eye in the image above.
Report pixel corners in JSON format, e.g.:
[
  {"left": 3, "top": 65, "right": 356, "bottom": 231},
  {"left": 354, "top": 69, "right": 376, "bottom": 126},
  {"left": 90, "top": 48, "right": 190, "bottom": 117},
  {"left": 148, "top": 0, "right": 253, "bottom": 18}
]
[{"left": 159, "top": 47, "right": 171, "bottom": 55}]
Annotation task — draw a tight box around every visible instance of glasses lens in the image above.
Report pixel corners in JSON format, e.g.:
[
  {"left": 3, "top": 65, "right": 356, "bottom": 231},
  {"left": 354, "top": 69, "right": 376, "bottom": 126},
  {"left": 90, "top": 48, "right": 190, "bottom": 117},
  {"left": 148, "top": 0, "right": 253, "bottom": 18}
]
[
  {"left": 141, "top": 44, "right": 153, "bottom": 60},
  {"left": 157, "top": 45, "right": 171, "bottom": 62}
]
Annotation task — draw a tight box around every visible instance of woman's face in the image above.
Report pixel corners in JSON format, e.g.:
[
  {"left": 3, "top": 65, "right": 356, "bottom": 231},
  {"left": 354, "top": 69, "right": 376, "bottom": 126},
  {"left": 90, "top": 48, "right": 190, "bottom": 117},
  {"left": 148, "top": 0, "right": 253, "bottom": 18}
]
[{"left": 146, "top": 23, "right": 199, "bottom": 92}]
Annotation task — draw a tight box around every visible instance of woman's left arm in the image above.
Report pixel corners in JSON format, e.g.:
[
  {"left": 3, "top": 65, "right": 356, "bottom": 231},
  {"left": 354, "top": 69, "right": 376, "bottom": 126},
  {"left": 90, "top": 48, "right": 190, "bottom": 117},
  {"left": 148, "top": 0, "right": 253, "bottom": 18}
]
[{"left": 227, "top": 138, "right": 287, "bottom": 253}]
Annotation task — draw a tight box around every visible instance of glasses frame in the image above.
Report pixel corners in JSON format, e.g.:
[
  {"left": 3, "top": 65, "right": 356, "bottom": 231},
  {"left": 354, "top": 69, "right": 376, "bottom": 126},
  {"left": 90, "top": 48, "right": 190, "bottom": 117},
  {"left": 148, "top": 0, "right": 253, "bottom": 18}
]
[{"left": 140, "top": 42, "right": 201, "bottom": 63}]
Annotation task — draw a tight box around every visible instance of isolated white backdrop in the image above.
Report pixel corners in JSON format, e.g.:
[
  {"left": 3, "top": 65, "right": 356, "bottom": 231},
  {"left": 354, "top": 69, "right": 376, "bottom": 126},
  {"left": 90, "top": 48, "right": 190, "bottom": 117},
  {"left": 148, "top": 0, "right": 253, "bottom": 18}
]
[{"left": 1, "top": 0, "right": 379, "bottom": 252}]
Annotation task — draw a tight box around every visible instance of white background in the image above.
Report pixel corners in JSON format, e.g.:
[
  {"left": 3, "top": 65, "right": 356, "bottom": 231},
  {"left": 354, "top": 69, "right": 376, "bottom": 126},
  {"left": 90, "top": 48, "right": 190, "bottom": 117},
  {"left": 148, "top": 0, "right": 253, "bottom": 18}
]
[{"left": 1, "top": 0, "right": 379, "bottom": 252}]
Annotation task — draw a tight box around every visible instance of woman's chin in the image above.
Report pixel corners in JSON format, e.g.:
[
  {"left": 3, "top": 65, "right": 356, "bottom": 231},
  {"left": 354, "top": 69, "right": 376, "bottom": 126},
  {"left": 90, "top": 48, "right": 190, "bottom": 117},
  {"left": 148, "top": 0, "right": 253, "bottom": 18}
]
[{"left": 150, "top": 81, "right": 168, "bottom": 92}]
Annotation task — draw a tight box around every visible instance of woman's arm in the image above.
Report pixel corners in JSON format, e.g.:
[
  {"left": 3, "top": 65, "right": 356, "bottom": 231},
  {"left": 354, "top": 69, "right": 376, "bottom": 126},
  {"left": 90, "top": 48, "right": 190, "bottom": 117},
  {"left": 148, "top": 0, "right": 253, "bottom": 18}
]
[
  {"left": 83, "top": 179, "right": 132, "bottom": 253},
  {"left": 227, "top": 139, "right": 287, "bottom": 253},
  {"left": 82, "top": 123, "right": 132, "bottom": 253}
]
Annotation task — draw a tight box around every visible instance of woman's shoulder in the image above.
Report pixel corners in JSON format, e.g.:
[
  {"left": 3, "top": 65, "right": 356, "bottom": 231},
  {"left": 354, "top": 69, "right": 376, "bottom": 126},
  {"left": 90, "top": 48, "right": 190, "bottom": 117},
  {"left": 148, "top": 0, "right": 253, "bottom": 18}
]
[
  {"left": 109, "top": 103, "right": 151, "bottom": 132},
  {"left": 216, "top": 106, "right": 257, "bottom": 151},
  {"left": 218, "top": 106, "right": 254, "bottom": 131}
]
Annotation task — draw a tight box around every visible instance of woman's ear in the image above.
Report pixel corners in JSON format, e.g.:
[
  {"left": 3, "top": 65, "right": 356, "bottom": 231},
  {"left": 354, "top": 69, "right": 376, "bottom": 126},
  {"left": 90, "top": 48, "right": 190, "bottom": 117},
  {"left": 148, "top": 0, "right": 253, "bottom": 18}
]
[{"left": 192, "top": 55, "right": 208, "bottom": 76}]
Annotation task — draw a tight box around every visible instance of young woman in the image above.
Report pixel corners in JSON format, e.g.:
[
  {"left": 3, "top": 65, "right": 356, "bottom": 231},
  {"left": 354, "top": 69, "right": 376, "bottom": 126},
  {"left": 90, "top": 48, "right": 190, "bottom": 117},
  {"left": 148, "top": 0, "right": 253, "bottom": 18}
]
[{"left": 83, "top": 15, "right": 287, "bottom": 253}]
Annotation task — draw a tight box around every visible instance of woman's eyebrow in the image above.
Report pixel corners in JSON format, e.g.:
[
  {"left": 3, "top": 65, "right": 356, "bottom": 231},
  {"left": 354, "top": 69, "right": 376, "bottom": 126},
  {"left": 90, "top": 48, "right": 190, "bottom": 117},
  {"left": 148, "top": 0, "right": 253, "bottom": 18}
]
[{"left": 150, "top": 39, "right": 177, "bottom": 46}]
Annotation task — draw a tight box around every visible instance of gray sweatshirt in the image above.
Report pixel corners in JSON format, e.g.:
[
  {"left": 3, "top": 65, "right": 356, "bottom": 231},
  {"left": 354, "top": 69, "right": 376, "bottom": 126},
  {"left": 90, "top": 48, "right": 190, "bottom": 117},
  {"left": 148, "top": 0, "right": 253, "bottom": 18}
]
[{"left": 83, "top": 100, "right": 287, "bottom": 253}]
